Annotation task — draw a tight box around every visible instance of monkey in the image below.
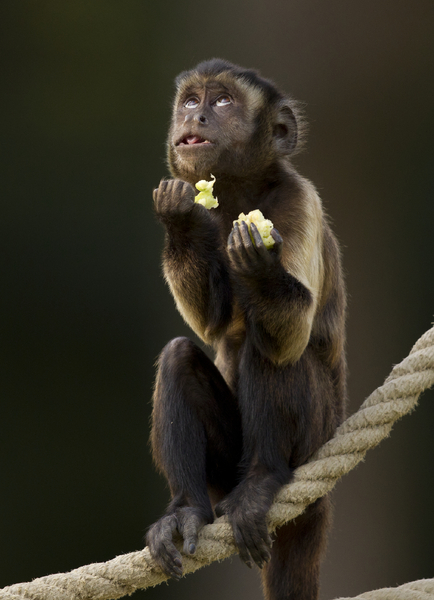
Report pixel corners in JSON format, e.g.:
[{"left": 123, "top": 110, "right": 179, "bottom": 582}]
[{"left": 146, "top": 59, "right": 347, "bottom": 600}]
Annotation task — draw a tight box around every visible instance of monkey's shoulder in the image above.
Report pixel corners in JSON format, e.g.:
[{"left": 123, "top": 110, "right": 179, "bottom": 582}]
[{"left": 265, "top": 174, "right": 324, "bottom": 240}]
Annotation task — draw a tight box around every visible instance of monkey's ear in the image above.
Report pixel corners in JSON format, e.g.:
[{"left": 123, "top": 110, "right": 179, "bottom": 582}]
[{"left": 273, "top": 103, "right": 298, "bottom": 155}]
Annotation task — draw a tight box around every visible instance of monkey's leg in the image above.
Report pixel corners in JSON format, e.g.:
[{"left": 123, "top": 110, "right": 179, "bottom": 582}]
[
  {"left": 262, "top": 496, "right": 331, "bottom": 600},
  {"left": 147, "top": 336, "right": 241, "bottom": 579}
]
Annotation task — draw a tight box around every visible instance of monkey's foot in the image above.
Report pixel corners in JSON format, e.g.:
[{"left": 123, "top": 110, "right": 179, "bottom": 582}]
[
  {"left": 146, "top": 507, "right": 211, "bottom": 580},
  {"left": 215, "top": 495, "right": 272, "bottom": 570}
]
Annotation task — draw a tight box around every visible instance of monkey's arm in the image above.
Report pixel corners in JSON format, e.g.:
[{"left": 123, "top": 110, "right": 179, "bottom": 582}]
[
  {"left": 228, "top": 217, "right": 322, "bottom": 365},
  {"left": 154, "top": 179, "right": 233, "bottom": 342}
]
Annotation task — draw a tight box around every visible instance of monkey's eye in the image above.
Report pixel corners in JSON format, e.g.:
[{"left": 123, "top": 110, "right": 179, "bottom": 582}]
[
  {"left": 215, "top": 95, "right": 232, "bottom": 107},
  {"left": 184, "top": 97, "right": 200, "bottom": 108}
]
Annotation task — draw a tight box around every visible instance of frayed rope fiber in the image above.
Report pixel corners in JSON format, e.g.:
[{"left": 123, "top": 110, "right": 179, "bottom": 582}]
[{"left": 1, "top": 325, "right": 434, "bottom": 600}]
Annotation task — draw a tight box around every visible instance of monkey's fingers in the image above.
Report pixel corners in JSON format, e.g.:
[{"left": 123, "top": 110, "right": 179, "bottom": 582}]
[
  {"left": 156, "top": 179, "right": 169, "bottom": 195},
  {"left": 255, "top": 520, "right": 273, "bottom": 564},
  {"left": 227, "top": 230, "right": 236, "bottom": 262},
  {"left": 270, "top": 228, "right": 283, "bottom": 258},
  {"left": 227, "top": 224, "right": 248, "bottom": 268},
  {"left": 232, "top": 524, "right": 254, "bottom": 569},
  {"left": 155, "top": 542, "right": 184, "bottom": 581},
  {"left": 177, "top": 509, "right": 206, "bottom": 556},
  {"left": 146, "top": 515, "right": 183, "bottom": 580},
  {"left": 249, "top": 223, "right": 267, "bottom": 255},
  {"left": 232, "top": 222, "right": 248, "bottom": 253},
  {"left": 227, "top": 228, "right": 236, "bottom": 257},
  {"left": 173, "top": 178, "right": 195, "bottom": 212},
  {"left": 153, "top": 179, "right": 170, "bottom": 213},
  {"left": 238, "top": 519, "right": 272, "bottom": 569},
  {"left": 238, "top": 221, "right": 255, "bottom": 252}
]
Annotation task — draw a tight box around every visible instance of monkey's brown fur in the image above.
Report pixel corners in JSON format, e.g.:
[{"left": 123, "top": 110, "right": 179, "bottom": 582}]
[{"left": 146, "top": 59, "right": 347, "bottom": 600}]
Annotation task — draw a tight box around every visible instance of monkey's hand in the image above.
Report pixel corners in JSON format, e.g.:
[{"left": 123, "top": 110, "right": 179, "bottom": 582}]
[
  {"left": 215, "top": 492, "right": 272, "bottom": 569},
  {"left": 227, "top": 221, "right": 283, "bottom": 278},
  {"left": 153, "top": 179, "right": 200, "bottom": 222},
  {"left": 146, "top": 507, "right": 212, "bottom": 580}
]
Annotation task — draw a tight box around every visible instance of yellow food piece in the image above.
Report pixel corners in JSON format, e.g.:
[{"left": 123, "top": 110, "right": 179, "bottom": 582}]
[
  {"left": 194, "top": 174, "right": 219, "bottom": 209},
  {"left": 233, "top": 209, "right": 275, "bottom": 249}
]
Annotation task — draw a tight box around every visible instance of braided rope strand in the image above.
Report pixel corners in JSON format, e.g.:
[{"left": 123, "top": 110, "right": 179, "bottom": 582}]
[
  {"left": 336, "top": 578, "right": 434, "bottom": 600},
  {"left": 0, "top": 325, "right": 433, "bottom": 600}
]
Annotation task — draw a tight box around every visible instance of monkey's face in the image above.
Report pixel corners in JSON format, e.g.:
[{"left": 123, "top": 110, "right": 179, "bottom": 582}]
[{"left": 167, "top": 73, "right": 271, "bottom": 183}]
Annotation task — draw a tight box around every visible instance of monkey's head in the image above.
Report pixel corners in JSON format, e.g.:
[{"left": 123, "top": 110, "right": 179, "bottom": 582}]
[{"left": 167, "top": 59, "right": 305, "bottom": 184}]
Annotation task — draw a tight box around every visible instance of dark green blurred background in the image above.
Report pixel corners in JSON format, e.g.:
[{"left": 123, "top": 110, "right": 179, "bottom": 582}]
[{"left": 1, "top": 2, "right": 433, "bottom": 598}]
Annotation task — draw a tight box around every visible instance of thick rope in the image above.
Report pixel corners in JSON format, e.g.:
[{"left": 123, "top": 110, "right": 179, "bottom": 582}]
[
  {"left": 336, "top": 578, "right": 434, "bottom": 600},
  {"left": 1, "top": 325, "right": 433, "bottom": 600}
]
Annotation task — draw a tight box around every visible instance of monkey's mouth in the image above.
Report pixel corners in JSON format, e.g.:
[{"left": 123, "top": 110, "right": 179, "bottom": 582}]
[{"left": 176, "top": 135, "right": 213, "bottom": 146}]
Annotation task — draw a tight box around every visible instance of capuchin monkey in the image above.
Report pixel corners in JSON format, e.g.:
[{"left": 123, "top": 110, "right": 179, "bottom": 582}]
[{"left": 146, "top": 58, "right": 347, "bottom": 600}]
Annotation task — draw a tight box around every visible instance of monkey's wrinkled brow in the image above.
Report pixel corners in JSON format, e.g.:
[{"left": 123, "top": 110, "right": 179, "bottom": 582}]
[
  {"left": 177, "top": 85, "right": 201, "bottom": 100},
  {"left": 177, "top": 79, "right": 235, "bottom": 104}
]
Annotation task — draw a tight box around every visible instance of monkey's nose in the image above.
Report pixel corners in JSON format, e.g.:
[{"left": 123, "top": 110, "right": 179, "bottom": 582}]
[{"left": 184, "top": 113, "right": 207, "bottom": 125}]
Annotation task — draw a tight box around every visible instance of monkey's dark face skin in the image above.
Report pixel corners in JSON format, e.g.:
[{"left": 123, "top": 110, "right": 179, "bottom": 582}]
[
  {"left": 169, "top": 81, "right": 259, "bottom": 182},
  {"left": 147, "top": 59, "right": 346, "bottom": 600}
]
